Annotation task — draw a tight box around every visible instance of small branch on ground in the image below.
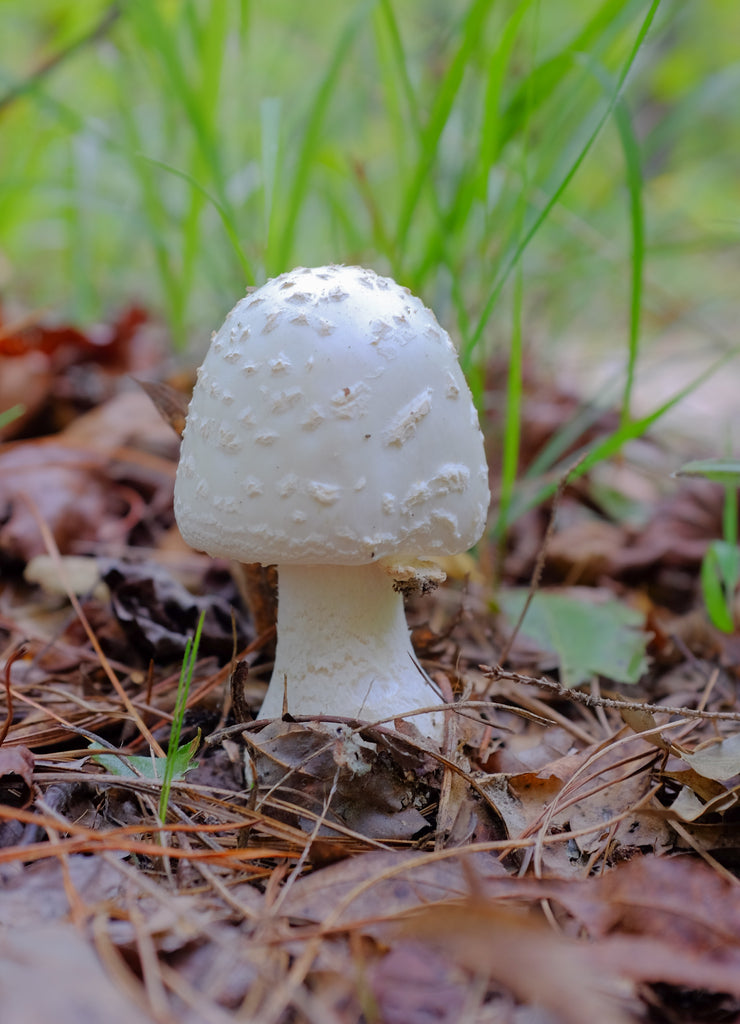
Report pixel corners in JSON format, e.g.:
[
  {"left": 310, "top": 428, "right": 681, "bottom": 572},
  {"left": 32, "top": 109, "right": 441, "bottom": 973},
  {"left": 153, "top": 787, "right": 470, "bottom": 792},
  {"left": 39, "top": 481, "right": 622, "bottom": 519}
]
[{"left": 483, "top": 664, "right": 740, "bottom": 723}]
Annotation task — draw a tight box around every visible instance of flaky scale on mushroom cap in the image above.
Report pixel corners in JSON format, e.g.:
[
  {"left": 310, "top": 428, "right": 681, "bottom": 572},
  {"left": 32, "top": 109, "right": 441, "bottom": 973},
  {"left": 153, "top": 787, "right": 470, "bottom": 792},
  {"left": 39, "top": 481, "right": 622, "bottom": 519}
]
[{"left": 174, "top": 264, "right": 489, "bottom": 567}]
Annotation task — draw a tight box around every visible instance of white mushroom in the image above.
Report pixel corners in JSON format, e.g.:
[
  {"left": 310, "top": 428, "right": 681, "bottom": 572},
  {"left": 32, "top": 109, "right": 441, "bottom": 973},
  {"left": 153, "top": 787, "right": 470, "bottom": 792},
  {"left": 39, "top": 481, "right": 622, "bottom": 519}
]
[{"left": 174, "top": 265, "right": 489, "bottom": 741}]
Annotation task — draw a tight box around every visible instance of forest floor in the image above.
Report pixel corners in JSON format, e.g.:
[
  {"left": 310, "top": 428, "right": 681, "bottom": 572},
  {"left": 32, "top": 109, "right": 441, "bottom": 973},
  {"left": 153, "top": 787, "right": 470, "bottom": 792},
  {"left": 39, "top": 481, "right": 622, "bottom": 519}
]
[{"left": 1, "top": 308, "right": 739, "bottom": 1024}]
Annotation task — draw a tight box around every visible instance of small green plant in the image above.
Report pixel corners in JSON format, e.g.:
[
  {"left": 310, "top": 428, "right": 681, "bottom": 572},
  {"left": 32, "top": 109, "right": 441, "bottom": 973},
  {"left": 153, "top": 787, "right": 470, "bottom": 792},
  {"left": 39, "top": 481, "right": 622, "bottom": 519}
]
[
  {"left": 158, "top": 610, "right": 205, "bottom": 822},
  {"left": 88, "top": 610, "right": 205, "bottom": 818},
  {"left": 677, "top": 458, "right": 740, "bottom": 634},
  {"left": 88, "top": 734, "right": 200, "bottom": 783}
]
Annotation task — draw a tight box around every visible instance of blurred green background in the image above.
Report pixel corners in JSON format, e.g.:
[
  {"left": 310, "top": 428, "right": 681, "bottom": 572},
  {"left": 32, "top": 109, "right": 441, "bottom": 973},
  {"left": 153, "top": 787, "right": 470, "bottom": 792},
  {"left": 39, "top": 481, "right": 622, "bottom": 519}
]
[{"left": 1, "top": 0, "right": 738, "bottom": 499}]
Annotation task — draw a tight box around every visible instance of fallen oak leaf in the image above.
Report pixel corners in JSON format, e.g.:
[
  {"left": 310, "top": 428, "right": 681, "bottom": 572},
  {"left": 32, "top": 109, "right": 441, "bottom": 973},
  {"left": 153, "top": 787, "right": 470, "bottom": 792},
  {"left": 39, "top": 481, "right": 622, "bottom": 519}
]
[
  {"left": 280, "top": 848, "right": 508, "bottom": 930},
  {"left": 0, "top": 305, "right": 147, "bottom": 366},
  {"left": 668, "top": 782, "right": 738, "bottom": 822},
  {"left": 660, "top": 732, "right": 740, "bottom": 822},
  {"left": 102, "top": 559, "right": 250, "bottom": 662}
]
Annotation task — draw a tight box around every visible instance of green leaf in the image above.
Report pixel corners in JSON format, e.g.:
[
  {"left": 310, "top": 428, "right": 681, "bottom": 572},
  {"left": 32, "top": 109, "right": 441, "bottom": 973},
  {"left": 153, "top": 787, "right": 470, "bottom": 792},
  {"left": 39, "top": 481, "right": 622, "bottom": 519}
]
[
  {"left": 700, "top": 540, "right": 739, "bottom": 633},
  {"left": 675, "top": 458, "right": 740, "bottom": 485},
  {"left": 500, "top": 589, "right": 650, "bottom": 688},
  {"left": 89, "top": 733, "right": 200, "bottom": 782}
]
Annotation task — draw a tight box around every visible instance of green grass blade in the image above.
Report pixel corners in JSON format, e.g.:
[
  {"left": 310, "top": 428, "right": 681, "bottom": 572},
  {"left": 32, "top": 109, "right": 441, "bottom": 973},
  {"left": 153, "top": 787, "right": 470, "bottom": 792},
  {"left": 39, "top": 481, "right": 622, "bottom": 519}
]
[
  {"left": 394, "top": 0, "right": 496, "bottom": 266},
  {"left": 115, "top": 97, "right": 187, "bottom": 338},
  {"left": 614, "top": 94, "right": 645, "bottom": 429},
  {"left": 497, "top": 0, "right": 645, "bottom": 149},
  {"left": 496, "top": 266, "right": 524, "bottom": 540},
  {"left": 143, "top": 156, "right": 254, "bottom": 285},
  {"left": 464, "top": 0, "right": 662, "bottom": 365},
  {"left": 501, "top": 345, "right": 740, "bottom": 524},
  {"left": 374, "top": 0, "right": 422, "bottom": 148},
  {"left": 158, "top": 611, "right": 205, "bottom": 824},
  {"left": 272, "top": 0, "right": 376, "bottom": 272},
  {"left": 408, "top": 0, "right": 534, "bottom": 290},
  {"left": 179, "top": 0, "right": 230, "bottom": 306}
]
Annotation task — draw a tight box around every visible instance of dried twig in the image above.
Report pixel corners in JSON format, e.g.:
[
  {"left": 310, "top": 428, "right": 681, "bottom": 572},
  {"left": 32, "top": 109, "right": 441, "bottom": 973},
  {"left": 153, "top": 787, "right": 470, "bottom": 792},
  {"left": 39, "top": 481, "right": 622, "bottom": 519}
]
[{"left": 483, "top": 664, "right": 740, "bottom": 723}]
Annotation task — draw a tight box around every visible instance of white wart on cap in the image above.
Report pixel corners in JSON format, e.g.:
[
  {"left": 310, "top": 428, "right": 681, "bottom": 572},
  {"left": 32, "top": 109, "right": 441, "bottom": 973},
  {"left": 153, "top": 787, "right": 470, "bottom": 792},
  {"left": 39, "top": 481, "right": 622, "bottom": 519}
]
[{"left": 174, "top": 265, "right": 489, "bottom": 741}]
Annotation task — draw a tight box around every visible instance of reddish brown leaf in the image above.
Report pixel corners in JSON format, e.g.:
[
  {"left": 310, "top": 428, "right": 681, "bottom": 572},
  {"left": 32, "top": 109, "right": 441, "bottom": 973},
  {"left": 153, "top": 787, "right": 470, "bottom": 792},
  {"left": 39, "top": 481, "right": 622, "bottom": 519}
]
[
  {"left": 0, "top": 305, "right": 147, "bottom": 366},
  {"left": 0, "top": 353, "right": 53, "bottom": 441},
  {"left": 547, "top": 518, "right": 627, "bottom": 585}
]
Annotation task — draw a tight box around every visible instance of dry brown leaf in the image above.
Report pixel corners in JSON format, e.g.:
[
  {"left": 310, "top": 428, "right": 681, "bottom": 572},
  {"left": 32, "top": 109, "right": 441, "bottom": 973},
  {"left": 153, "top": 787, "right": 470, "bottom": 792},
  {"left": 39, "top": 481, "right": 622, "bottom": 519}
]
[
  {"left": 0, "top": 352, "right": 52, "bottom": 441},
  {"left": 477, "top": 854, "right": 740, "bottom": 989},
  {"left": 0, "top": 923, "right": 154, "bottom": 1023},
  {"left": 611, "top": 480, "right": 723, "bottom": 580},
  {"left": 569, "top": 853, "right": 740, "bottom": 949},
  {"left": 102, "top": 559, "right": 249, "bottom": 662},
  {"left": 0, "top": 853, "right": 130, "bottom": 925},
  {"left": 481, "top": 736, "right": 672, "bottom": 874},
  {"left": 0, "top": 441, "right": 111, "bottom": 560},
  {"left": 368, "top": 941, "right": 468, "bottom": 1024},
  {"left": 281, "top": 848, "right": 506, "bottom": 930},
  {"left": 679, "top": 730, "right": 740, "bottom": 782},
  {"left": 61, "top": 388, "right": 179, "bottom": 459},
  {"left": 0, "top": 746, "right": 34, "bottom": 809},
  {"left": 135, "top": 378, "right": 190, "bottom": 439},
  {"left": 397, "top": 855, "right": 740, "bottom": 1020},
  {"left": 401, "top": 902, "right": 633, "bottom": 1024},
  {"left": 547, "top": 518, "right": 627, "bottom": 585},
  {"left": 251, "top": 721, "right": 434, "bottom": 841}
]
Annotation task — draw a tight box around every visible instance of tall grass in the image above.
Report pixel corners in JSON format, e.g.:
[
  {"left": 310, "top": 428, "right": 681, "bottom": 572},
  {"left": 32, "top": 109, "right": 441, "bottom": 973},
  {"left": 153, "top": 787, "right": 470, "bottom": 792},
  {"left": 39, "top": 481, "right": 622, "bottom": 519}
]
[
  {"left": 2, "top": 0, "right": 738, "bottom": 532},
  {"left": 1, "top": 1, "right": 661, "bottom": 337}
]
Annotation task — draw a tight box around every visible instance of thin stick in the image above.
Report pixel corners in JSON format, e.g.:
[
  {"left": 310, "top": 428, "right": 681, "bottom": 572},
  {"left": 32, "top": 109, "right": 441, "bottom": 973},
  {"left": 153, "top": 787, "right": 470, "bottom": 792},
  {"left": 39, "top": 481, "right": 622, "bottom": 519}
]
[{"left": 483, "top": 664, "right": 740, "bottom": 723}]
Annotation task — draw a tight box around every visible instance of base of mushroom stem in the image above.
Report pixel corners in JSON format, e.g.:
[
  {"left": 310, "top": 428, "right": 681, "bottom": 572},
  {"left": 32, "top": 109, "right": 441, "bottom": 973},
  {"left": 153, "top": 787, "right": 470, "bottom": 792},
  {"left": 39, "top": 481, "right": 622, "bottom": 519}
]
[{"left": 256, "top": 561, "right": 445, "bottom": 742}]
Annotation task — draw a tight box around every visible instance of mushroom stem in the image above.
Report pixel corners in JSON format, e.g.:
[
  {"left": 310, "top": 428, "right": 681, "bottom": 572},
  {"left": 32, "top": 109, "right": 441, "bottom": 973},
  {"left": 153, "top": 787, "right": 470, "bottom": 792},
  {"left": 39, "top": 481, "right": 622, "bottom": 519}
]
[{"left": 257, "top": 562, "right": 444, "bottom": 739}]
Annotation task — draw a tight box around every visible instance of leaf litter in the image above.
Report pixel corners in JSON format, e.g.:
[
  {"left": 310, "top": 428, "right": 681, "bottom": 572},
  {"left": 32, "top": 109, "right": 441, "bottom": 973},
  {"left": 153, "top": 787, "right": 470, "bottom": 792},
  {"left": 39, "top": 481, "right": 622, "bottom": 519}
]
[{"left": 1, "top": 320, "right": 740, "bottom": 1022}]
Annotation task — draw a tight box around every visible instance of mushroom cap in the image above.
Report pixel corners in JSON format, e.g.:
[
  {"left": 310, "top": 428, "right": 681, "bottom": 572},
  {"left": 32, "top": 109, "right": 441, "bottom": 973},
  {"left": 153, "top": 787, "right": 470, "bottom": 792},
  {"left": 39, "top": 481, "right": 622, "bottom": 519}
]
[{"left": 174, "top": 265, "right": 489, "bottom": 565}]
